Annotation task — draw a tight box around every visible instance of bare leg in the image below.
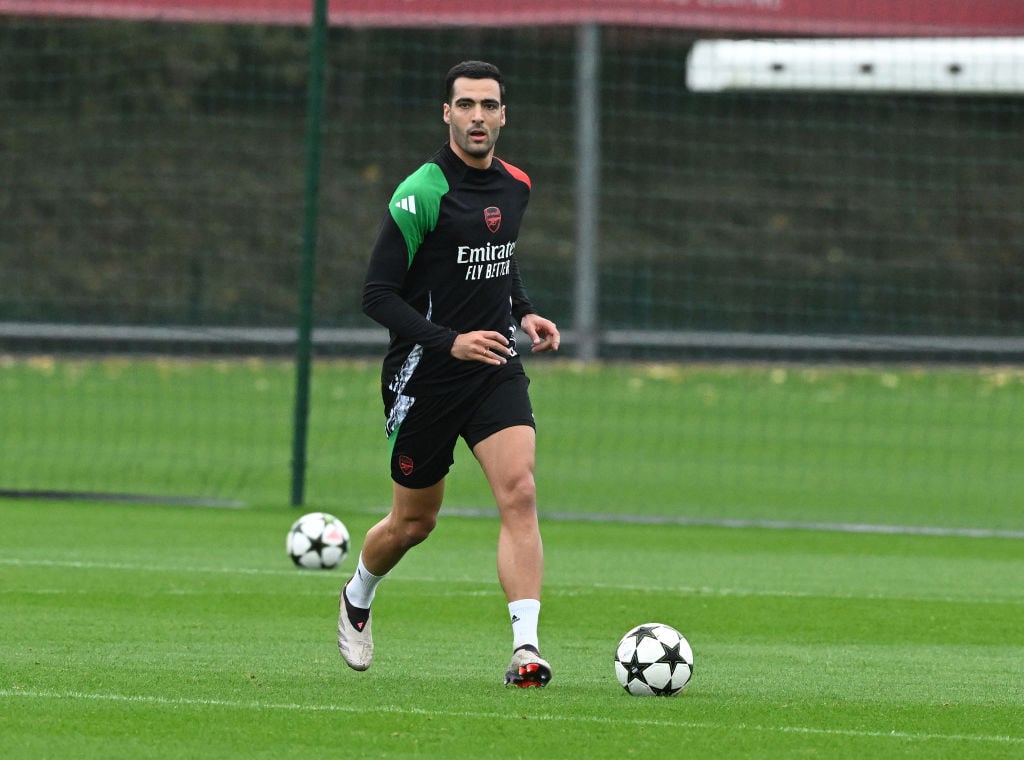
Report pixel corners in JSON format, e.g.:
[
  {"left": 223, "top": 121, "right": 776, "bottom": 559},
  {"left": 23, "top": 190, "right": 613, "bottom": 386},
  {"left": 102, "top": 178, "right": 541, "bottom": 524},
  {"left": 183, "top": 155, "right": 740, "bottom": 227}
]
[
  {"left": 475, "top": 425, "right": 551, "bottom": 686},
  {"left": 360, "top": 479, "right": 446, "bottom": 576},
  {"left": 472, "top": 425, "right": 543, "bottom": 602},
  {"left": 338, "top": 479, "right": 445, "bottom": 671}
]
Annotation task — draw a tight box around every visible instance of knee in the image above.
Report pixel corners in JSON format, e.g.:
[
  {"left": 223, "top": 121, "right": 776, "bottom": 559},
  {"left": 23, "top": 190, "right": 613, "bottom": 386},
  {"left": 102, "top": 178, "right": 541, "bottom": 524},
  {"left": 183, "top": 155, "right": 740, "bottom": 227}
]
[
  {"left": 396, "top": 513, "right": 436, "bottom": 549},
  {"left": 498, "top": 471, "right": 537, "bottom": 516}
]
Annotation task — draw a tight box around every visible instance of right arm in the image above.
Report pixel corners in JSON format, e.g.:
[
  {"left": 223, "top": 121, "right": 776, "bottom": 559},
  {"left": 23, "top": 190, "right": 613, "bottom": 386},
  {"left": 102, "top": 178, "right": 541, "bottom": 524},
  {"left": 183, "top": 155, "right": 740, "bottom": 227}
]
[
  {"left": 362, "top": 161, "right": 513, "bottom": 366},
  {"left": 361, "top": 216, "right": 457, "bottom": 354},
  {"left": 362, "top": 221, "right": 510, "bottom": 364}
]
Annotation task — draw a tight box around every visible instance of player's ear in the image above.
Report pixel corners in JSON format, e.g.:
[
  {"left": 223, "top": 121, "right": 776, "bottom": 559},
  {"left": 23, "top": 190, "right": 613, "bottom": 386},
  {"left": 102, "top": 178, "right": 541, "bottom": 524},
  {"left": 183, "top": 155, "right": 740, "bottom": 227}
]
[
  {"left": 500, "top": 104, "right": 506, "bottom": 127},
  {"left": 442, "top": 102, "right": 451, "bottom": 125}
]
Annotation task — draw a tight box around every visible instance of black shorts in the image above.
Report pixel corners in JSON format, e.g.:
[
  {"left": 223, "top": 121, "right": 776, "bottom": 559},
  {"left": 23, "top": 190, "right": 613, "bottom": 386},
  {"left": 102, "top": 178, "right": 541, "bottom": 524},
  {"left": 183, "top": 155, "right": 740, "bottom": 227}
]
[{"left": 383, "top": 362, "right": 535, "bottom": 489}]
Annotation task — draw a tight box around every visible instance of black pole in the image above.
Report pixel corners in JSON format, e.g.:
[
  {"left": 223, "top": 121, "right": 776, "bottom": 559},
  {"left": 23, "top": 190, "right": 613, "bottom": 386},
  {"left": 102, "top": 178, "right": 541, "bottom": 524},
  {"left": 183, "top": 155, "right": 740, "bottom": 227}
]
[{"left": 290, "top": 0, "right": 329, "bottom": 507}]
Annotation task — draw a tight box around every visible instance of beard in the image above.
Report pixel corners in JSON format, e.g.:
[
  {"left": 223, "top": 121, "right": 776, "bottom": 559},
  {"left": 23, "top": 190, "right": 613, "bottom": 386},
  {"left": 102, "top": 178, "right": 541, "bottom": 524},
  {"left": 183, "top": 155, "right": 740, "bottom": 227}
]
[{"left": 456, "top": 127, "right": 499, "bottom": 157}]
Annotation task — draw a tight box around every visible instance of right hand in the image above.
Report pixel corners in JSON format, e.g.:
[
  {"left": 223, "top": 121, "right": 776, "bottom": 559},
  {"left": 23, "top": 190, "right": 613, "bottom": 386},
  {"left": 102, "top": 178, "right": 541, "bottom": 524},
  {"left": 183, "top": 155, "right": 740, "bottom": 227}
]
[{"left": 451, "top": 330, "right": 510, "bottom": 365}]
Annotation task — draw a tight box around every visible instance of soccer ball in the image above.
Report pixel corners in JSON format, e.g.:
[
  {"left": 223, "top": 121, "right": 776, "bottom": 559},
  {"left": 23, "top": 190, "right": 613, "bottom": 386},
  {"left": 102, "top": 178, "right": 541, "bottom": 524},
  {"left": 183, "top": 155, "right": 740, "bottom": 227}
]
[
  {"left": 614, "top": 622, "right": 694, "bottom": 696},
  {"left": 286, "top": 512, "right": 350, "bottom": 570}
]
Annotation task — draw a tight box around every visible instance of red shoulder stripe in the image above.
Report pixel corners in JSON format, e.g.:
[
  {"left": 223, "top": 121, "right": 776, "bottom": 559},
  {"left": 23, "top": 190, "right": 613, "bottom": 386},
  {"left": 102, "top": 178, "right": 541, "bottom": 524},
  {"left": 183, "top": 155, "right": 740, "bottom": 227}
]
[{"left": 496, "top": 158, "right": 531, "bottom": 190}]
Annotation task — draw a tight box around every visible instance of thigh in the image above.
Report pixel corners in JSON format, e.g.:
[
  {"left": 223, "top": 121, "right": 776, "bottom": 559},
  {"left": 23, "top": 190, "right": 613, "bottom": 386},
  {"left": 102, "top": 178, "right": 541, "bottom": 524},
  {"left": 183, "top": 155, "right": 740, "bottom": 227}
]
[
  {"left": 462, "top": 364, "right": 535, "bottom": 451},
  {"left": 391, "top": 478, "right": 445, "bottom": 521},
  {"left": 472, "top": 423, "right": 537, "bottom": 495}
]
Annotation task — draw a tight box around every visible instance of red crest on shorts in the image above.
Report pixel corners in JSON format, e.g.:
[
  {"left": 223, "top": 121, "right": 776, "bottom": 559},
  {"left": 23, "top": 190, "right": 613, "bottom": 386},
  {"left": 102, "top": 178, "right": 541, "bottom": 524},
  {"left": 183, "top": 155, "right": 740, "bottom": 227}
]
[
  {"left": 398, "top": 455, "right": 414, "bottom": 476},
  {"left": 484, "top": 206, "right": 501, "bottom": 233}
]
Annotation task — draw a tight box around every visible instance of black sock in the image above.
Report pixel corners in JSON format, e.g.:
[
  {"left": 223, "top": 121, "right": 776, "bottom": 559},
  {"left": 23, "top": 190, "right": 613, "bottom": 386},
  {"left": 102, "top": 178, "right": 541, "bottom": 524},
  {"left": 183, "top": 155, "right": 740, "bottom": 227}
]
[{"left": 343, "top": 588, "right": 370, "bottom": 629}]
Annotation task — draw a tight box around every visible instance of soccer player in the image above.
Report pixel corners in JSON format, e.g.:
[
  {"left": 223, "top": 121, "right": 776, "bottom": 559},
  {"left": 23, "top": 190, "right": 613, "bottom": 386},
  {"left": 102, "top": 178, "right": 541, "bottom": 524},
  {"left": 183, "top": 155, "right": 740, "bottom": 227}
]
[{"left": 337, "top": 61, "right": 560, "bottom": 688}]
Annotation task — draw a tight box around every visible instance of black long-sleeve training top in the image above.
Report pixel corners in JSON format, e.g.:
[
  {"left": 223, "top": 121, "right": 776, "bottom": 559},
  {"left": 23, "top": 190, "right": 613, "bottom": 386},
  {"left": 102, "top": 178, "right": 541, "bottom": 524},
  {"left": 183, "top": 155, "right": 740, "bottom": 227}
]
[{"left": 362, "top": 143, "right": 536, "bottom": 397}]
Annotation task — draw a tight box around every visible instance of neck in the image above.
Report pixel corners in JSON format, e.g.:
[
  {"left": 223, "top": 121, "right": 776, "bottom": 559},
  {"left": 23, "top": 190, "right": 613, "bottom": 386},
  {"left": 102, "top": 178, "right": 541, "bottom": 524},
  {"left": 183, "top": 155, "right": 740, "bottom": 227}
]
[{"left": 449, "top": 139, "right": 493, "bottom": 170}]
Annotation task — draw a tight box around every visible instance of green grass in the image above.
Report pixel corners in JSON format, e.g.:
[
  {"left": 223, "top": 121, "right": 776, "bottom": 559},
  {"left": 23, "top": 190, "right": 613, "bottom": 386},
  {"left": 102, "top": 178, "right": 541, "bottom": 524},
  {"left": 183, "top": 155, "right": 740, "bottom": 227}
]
[
  {"left": 2, "top": 355, "right": 1023, "bottom": 755},
  {"left": 1, "top": 498, "right": 1022, "bottom": 759},
  {"left": 2, "top": 357, "right": 1023, "bottom": 530}
]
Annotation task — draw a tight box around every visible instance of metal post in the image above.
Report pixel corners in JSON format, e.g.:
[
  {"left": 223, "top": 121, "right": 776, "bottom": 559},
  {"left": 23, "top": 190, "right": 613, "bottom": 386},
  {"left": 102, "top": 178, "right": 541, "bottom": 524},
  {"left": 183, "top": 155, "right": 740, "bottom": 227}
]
[
  {"left": 290, "top": 0, "right": 329, "bottom": 507},
  {"left": 574, "top": 23, "right": 601, "bottom": 362}
]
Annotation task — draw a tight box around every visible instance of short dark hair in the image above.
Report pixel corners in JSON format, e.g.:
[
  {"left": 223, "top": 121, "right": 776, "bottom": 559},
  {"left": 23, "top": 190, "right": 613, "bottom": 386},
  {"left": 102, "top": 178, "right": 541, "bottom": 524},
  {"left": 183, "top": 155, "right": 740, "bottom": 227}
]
[{"left": 444, "top": 60, "right": 505, "bottom": 104}]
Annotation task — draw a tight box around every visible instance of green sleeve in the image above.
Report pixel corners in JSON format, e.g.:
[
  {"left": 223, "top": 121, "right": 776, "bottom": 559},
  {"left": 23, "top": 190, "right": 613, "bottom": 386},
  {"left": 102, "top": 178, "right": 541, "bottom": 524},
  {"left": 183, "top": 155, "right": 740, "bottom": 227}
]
[{"left": 387, "top": 162, "right": 449, "bottom": 265}]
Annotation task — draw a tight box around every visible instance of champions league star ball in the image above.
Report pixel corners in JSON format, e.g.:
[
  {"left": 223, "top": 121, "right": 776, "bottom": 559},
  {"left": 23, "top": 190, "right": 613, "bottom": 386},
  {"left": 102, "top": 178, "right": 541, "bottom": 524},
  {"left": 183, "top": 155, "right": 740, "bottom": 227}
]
[
  {"left": 614, "top": 623, "right": 694, "bottom": 696},
  {"left": 286, "top": 512, "right": 350, "bottom": 570}
]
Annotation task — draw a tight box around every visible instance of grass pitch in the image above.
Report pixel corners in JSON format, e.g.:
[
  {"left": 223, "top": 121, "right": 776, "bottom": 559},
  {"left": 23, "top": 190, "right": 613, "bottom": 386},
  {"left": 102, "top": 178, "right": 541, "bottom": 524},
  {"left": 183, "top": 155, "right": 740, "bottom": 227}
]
[
  {"left": 2, "top": 497, "right": 1022, "bottom": 759},
  {"left": 2, "top": 358, "right": 1023, "bottom": 530},
  {"left": 2, "top": 356, "right": 1022, "bottom": 757}
]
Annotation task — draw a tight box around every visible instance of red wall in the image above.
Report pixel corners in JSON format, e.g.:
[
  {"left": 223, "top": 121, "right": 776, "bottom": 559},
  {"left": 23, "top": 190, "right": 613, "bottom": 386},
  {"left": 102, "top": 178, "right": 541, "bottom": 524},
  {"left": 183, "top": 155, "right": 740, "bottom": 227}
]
[{"left": 2, "top": 0, "right": 1023, "bottom": 35}]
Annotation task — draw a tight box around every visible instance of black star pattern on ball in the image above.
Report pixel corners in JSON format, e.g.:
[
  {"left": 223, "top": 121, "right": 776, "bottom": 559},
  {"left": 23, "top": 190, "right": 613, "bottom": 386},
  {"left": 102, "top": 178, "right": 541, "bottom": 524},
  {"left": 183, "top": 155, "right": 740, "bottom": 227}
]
[
  {"left": 650, "top": 639, "right": 691, "bottom": 695},
  {"left": 631, "top": 625, "right": 662, "bottom": 645},
  {"left": 305, "top": 528, "right": 328, "bottom": 556},
  {"left": 623, "top": 649, "right": 651, "bottom": 688},
  {"left": 659, "top": 643, "right": 692, "bottom": 680},
  {"left": 290, "top": 524, "right": 327, "bottom": 558}
]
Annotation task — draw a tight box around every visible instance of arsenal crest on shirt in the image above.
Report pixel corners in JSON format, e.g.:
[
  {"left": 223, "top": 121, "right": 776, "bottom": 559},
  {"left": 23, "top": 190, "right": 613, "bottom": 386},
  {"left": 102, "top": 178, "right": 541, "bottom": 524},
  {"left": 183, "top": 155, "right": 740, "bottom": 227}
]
[{"left": 484, "top": 206, "right": 502, "bottom": 233}]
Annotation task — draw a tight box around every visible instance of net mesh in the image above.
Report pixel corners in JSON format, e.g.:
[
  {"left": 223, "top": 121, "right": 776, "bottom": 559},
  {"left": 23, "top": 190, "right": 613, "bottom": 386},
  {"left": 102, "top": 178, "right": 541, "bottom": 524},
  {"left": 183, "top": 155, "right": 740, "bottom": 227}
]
[{"left": 1, "top": 6, "right": 1022, "bottom": 528}]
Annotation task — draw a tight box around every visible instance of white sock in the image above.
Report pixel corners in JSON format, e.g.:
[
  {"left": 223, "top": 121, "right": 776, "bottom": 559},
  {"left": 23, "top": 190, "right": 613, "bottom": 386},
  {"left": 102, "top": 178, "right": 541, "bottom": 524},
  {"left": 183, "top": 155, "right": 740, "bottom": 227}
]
[
  {"left": 508, "top": 598, "right": 541, "bottom": 651},
  {"left": 345, "top": 554, "right": 386, "bottom": 610}
]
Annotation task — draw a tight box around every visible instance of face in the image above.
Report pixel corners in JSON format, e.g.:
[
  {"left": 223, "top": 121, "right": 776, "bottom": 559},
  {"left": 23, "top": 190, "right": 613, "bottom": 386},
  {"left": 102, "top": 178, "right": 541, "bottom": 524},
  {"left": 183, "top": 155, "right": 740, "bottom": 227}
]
[{"left": 443, "top": 77, "right": 506, "bottom": 168}]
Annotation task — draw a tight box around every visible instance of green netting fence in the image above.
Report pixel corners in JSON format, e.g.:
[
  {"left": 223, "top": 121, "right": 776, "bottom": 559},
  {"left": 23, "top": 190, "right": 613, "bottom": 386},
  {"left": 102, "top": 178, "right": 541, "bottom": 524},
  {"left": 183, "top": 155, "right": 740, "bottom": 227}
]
[{"left": 1, "top": 6, "right": 1022, "bottom": 529}]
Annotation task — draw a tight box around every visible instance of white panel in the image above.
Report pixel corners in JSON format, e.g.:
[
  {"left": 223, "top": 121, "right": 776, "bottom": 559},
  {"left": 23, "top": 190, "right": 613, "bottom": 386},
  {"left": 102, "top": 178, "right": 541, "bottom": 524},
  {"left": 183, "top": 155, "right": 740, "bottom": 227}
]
[{"left": 687, "top": 38, "right": 1024, "bottom": 94}]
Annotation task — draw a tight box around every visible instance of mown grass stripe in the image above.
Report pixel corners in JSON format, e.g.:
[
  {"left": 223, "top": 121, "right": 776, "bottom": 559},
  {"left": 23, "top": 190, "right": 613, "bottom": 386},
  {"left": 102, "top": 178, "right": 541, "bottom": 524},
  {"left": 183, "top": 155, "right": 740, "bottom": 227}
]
[{"left": 1, "top": 688, "right": 1020, "bottom": 746}]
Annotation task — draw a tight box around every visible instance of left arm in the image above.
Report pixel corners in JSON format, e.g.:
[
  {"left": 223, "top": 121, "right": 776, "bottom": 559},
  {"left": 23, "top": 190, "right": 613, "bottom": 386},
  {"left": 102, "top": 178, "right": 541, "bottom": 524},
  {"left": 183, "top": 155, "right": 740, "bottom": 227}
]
[
  {"left": 520, "top": 312, "right": 560, "bottom": 353},
  {"left": 510, "top": 257, "right": 559, "bottom": 352}
]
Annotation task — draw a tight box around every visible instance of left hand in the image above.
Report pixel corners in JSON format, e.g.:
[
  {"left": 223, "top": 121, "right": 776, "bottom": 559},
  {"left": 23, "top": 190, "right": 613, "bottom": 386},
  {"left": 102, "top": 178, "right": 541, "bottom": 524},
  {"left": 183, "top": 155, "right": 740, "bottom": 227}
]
[{"left": 520, "top": 313, "right": 560, "bottom": 353}]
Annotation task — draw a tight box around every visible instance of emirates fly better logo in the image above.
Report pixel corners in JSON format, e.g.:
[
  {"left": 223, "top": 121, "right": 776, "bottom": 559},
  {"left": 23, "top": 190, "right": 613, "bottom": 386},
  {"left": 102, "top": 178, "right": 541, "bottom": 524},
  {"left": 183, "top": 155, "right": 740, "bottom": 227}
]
[{"left": 484, "top": 206, "right": 501, "bottom": 233}]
